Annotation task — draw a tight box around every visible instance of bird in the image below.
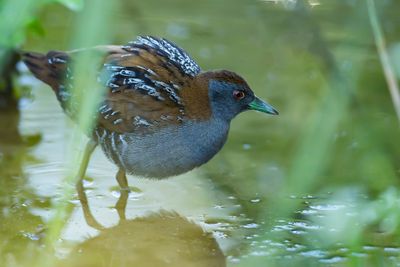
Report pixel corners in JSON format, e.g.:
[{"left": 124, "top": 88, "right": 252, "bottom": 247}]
[{"left": 22, "top": 36, "right": 278, "bottom": 190}]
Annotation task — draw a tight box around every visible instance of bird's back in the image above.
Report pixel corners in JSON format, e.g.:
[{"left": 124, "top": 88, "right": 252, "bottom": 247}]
[{"left": 22, "top": 37, "right": 212, "bottom": 136}]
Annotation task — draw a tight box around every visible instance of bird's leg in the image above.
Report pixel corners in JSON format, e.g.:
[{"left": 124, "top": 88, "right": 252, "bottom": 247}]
[
  {"left": 74, "top": 139, "right": 96, "bottom": 206},
  {"left": 74, "top": 139, "right": 104, "bottom": 229},
  {"left": 75, "top": 139, "right": 97, "bottom": 186},
  {"left": 116, "top": 168, "right": 130, "bottom": 191}
]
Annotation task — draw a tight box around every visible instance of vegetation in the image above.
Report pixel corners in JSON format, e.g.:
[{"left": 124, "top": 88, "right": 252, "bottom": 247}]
[{"left": 1, "top": 0, "right": 400, "bottom": 266}]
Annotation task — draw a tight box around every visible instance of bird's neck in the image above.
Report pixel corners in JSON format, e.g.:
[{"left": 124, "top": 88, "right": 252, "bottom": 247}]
[{"left": 181, "top": 76, "right": 212, "bottom": 120}]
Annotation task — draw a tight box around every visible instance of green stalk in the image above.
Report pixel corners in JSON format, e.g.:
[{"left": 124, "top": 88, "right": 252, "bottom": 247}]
[
  {"left": 367, "top": 0, "right": 400, "bottom": 122},
  {"left": 37, "top": 1, "right": 115, "bottom": 266}
]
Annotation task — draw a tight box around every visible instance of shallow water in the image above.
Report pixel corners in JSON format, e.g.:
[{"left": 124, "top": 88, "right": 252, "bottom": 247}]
[{"left": 2, "top": 0, "right": 400, "bottom": 266}]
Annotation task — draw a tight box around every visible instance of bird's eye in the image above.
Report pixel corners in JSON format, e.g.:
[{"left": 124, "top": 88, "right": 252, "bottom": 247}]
[{"left": 233, "top": 90, "right": 245, "bottom": 100}]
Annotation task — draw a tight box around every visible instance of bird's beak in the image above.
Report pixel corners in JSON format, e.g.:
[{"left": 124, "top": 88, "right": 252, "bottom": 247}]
[{"left": 248, "top": 96, "right": 279, "bottom": 115}]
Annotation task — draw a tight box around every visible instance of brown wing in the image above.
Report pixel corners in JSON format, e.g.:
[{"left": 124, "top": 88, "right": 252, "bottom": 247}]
[
  {"left": 97, "top": 36, "right": 204, "bottom": 133},
  {"left": 24, "top": 36, "right": 202, "bottom": 134}
]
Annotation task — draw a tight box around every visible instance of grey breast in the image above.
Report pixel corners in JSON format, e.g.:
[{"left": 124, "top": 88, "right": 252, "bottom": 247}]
[{"left": 97, "top": 118, "right": 230, "bottom": 178}]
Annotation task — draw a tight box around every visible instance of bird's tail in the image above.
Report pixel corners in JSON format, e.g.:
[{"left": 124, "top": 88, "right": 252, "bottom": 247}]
[{"left": 22, "top": 51, "right": 69, "bottom": 92}]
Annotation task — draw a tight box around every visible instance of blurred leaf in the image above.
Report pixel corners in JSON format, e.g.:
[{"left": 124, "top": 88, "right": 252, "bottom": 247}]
[
  {"left": 0, "top": 0, "right": 37, "bottom": 47},
  {"left": 26, "top": 18, "right": 45, "bottom": 37},
  {"left": 56, "top": 0, "right": 84, "bottom": 11},
  {"left": 389, "top": 43, "right": 400, "bottom": 80},
  {"left": 22, "top": 134, "right": 42, "bottom": 147}
]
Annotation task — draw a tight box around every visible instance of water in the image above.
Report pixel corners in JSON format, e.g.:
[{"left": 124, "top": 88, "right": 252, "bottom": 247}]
[{"left": 2, "top": 0, "right": 400, "bottom": 266}]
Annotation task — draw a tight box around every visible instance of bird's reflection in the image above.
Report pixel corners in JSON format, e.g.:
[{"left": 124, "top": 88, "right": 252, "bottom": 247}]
[{"left": 68, "top": 181, "right": 226, "bottom": 267}]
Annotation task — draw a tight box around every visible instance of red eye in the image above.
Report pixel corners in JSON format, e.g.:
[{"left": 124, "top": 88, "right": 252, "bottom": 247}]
[{"left": 233, "top": 90, "right": 245, "bottom": 100}]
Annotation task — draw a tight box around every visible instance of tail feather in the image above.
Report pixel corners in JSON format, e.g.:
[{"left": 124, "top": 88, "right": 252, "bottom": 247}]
[{"left": 22, "top": 51, "right": 69, "bottom": 91}]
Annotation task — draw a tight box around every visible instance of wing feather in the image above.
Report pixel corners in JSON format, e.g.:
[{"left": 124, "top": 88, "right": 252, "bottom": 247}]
[{"left": 24, "top": 36, "right": 201, "bottom": 134}]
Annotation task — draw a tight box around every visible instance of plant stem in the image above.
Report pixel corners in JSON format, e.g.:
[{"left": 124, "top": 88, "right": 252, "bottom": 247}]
[{"left": 367, "top": 0, "right": 400, "bottom": 122}]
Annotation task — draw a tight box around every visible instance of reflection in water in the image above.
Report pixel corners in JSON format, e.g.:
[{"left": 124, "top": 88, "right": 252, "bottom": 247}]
[
  {"left": 0, "top": 105, "right": 46, "bottom": 266},
  {"left": 63, "top": 183, "right": 226, "bottom": 267}
]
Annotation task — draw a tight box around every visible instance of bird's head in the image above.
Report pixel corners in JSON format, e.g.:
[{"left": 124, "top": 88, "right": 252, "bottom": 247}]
[{"left": 197, "top": 70, "right": 278, "bottom": 122}]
